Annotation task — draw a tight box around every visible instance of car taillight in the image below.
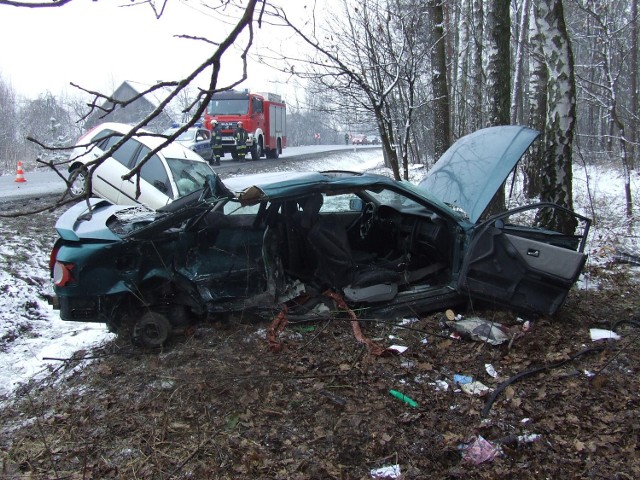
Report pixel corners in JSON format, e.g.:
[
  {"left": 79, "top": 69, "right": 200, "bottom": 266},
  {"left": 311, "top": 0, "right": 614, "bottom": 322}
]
[
  {"left": 53, "top": 261, "right": 75, "bottom": 287},
  {"left": 49, "top": 240, "right": 61, "bottom": 275}
]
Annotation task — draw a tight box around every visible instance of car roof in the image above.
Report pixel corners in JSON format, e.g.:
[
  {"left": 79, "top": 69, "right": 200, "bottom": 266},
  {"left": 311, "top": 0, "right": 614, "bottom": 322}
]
[
  {"left": 90, "top": 122, "right": 206, "bottom": 162},
  {"left": 222, "top": 170, "right": 400, "bottom": 204}
]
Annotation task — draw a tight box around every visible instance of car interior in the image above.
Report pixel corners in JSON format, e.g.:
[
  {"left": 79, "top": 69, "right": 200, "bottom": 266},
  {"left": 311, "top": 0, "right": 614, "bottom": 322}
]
[{"left": 198, "top": 188, "right": 452, "bottom": 303}]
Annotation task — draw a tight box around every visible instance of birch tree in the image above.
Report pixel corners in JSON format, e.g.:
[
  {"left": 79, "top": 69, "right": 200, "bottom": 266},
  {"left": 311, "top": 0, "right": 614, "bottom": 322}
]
[
  {"left": 535, "top": 0, "right": 578, "bottom": 234},
  {"left": 470, "top": 0, "right": 484, "bottom": 130},
  {"left": 511, "top": 0, "right": 531, "bottom": 125},
  {"left": 524, "top": 7, "right": 548, "bottom": 199}
]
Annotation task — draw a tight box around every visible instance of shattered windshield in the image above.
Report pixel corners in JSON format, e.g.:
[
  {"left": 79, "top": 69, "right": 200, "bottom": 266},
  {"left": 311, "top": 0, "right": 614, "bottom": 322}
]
[
  {"left": 166, "top": 159, "right": 216, "bottom": 197},
  {"left": 365, "top": 188, "right": 423, "bottom": 210}
]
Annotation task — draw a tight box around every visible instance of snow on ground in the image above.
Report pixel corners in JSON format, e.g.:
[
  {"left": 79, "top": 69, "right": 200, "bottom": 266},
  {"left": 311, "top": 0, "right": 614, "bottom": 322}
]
[{"left": 0, "top": 147, "right": 637, "bottom": 404}]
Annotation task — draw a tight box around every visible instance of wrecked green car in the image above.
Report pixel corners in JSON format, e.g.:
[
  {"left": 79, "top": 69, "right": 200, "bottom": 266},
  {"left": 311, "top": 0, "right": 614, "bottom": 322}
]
[{"left": 50, "top": 126, "right": 591, "bottom": 347}]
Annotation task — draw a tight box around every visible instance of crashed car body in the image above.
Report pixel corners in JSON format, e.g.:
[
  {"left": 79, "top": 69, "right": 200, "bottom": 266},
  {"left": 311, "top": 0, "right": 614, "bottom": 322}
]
[{"left": 50, "top": 126, "right": 591, "bottom": 346}]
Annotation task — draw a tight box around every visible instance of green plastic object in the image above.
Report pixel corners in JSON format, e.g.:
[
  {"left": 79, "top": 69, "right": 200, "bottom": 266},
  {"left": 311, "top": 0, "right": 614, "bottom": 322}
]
[{"left": 389, "top": 389, "right": 419, "bottom": 408}]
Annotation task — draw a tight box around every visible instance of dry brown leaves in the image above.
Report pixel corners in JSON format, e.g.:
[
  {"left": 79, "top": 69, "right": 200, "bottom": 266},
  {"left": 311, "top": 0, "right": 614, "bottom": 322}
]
[{"left": 0, "top": 270, "right": 639, "bottom": 479}]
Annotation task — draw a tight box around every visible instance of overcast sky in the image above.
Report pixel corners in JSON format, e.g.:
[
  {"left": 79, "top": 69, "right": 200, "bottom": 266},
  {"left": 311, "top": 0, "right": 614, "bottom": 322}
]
[{"left": 0, "top": 0, "right": 316, "bottom": 101}]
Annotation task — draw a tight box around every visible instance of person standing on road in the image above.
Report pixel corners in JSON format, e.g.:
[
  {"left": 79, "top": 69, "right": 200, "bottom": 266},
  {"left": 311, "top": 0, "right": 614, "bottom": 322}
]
[
  {"left": 210, "top": 119, "right": 223, "bottom": 166},
  {"left": 235, "top": 121, "right": 248, "bottom": 161},
  {"left": 344, "top": 132, "right": 349, "bottom": 145}
]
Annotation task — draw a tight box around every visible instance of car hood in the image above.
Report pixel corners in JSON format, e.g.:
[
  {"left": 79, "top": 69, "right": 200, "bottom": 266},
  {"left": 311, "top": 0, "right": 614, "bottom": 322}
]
[{"left": 418, "top": 126, "right": 540, "bottom": 223}]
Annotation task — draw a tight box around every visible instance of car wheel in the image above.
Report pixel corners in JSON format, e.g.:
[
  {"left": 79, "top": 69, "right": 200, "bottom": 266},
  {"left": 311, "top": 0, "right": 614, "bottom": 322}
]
[
  {"left": 131, "top": 311, "right": 171, "bottom": 348},
  {"left": 251, "top": 140, "right": 262, "bottom": 161},
  {"left": 69, "top": 166, "right": 90, "bottom": 198},
  {"left": 266, "top": 147, "right": 279, "bottom": 160}
]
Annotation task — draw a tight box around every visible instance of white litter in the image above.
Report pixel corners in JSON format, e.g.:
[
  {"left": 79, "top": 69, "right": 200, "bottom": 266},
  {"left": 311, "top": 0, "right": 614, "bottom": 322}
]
[
  {"left": 370, "top": 464, "right": 401, "bottom": 479},
  {"left": 589, "top": 328, "right": 620, "bottom": 341}
]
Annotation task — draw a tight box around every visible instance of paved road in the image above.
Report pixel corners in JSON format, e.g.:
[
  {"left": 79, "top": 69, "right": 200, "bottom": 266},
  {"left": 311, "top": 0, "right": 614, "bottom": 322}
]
[{"left": 0, "top": 145, "right": 380, "bottom": 204}]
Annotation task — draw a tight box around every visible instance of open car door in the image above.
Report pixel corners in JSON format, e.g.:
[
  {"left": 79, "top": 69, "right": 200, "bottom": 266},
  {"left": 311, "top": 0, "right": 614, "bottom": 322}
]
[{"left": 458, "top": 203, "right": 591, "bottom": 316}]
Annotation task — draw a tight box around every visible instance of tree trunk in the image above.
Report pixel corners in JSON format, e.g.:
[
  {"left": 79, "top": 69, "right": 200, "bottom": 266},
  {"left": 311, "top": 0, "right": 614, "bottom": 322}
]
[
  {"left": 429, "top": 0, "right": 451, "bottom": 159},
  {"left": 630, "top": 0, "right": 638, "bottom": 170},
  {"left": 470, "top": 0, "right": 484, "bottom": 131},
  {"left": 483, "top": 0, "right": 510, "bottom": 216},
  {"left": 534, "top": 0, "right": 578, "bottom": 235},
  {"left": 525, "top": 2, "right": 547, "bottom": 199},
  {"left": 511, "top": 0, "right": 530, "bottom": 125}
]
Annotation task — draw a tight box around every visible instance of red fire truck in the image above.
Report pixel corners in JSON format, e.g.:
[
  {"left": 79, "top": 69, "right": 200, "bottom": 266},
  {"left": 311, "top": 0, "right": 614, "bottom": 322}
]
[{"left": 204, "top": 90, "right": 286, "bottom": 161}]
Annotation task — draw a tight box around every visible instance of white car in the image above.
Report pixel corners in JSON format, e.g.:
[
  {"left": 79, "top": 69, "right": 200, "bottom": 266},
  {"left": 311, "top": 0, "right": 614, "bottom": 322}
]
[{"left": 68, "top": 122, "right": 216, "bottom": 210}]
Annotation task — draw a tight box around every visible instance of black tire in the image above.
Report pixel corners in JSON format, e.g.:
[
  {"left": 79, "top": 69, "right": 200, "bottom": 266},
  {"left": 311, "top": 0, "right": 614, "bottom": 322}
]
[
  {"left": 266, "top": 147, "right": 279, "bottom": 159},
  {"left": 251, "top": 140, "right": 262, "bottom": 161},
  {"left": 131, "top": 311, "right": 171, "bottom": 348},
  {"left": 68, "top": 166, "right": 90, "bottom": 198}
]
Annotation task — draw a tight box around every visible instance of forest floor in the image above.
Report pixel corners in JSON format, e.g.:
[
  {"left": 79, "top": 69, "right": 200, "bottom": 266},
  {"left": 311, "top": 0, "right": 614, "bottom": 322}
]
[{"left": 1, "top": 254, "right": 638, "bottom": 478}]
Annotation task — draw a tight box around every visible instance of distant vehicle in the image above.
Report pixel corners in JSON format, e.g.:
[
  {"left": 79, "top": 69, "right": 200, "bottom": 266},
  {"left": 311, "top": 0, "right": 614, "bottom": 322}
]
[
  {"left": 67, "top": 122, "right": 216, "bottom": 210},
  {"left": 51, "top": 126, "right": 591, "bottom": 348},
  {"left": 163, "top": 126, "right": 213, "bottom": 162},
  {"left": 204, "top": 90, "right": 286, "bottom": 161},
  {"left": 351, "top": 134, "right": 368, "bottom": 145}
]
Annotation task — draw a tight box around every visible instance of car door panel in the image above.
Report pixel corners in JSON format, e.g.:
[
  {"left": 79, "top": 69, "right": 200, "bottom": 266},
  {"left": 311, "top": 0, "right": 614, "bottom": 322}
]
[
  {"left": 182, "top": 214, "right": 265, "bottom": 303},
  {"left": 459, "top": 204, "right": 590, "bottom": 316}
]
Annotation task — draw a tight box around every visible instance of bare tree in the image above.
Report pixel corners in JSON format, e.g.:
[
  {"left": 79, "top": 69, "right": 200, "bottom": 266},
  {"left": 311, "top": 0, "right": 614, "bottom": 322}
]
[
  {"left": 572, "top": 0, "right": 634, "bottom": 218},
  {"left": 264, "top": 0, "right": 415, "bottom": 179},
  {"left": 0, "top": 0, "right": 263, "bottom": 217},
  {"left": 0, "top": 74, "right": 18, "bottom": 172}
]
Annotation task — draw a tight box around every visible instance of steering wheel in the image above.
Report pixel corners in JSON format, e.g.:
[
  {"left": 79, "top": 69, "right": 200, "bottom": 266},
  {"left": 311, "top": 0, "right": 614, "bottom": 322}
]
[{"left": 359, "top": 202, "right": 376, "bottom": 239}]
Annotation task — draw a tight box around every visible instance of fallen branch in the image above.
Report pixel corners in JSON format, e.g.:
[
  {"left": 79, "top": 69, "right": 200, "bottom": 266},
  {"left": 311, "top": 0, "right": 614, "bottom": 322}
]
[{"left": 481, "top": 346, "right": 606, "bottom": 417}]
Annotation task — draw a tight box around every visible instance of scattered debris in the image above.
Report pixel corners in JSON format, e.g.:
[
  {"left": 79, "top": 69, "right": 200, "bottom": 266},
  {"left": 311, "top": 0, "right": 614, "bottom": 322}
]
[
  {"left": 447, "top": 317, "right": 510, "bottom": 345},
  {"left": 461, "top": 380, "right": 492, "bottom": 396},
  {"left": 453, "top": 374, "right": 473, "bottom": 385},
  {"left": 389, "top": 389, "right": 419, "bottom": 408},
  {"left": 429, "top": 380, "right": 449, "bottom": 392},
  {"left": 370, "top": 464, "right": 401, "bottom": 479},
  {"left": 485, "top": 363, "right": 499, "bottom": 378},
  {"left": 459, "top": 435, "right": 502, "bottom": 464},
  {"left": 387, "top": 345, "right": 408, "bottom": 354},
  {"left": 590, "top": 328, "right": 621, "bottom": 341}
]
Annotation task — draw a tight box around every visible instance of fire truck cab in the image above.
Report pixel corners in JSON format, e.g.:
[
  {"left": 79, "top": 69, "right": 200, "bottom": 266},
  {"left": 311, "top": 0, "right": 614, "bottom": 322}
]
[{"left": 204, "top": 90, "right": 286, "bottom": 161}]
